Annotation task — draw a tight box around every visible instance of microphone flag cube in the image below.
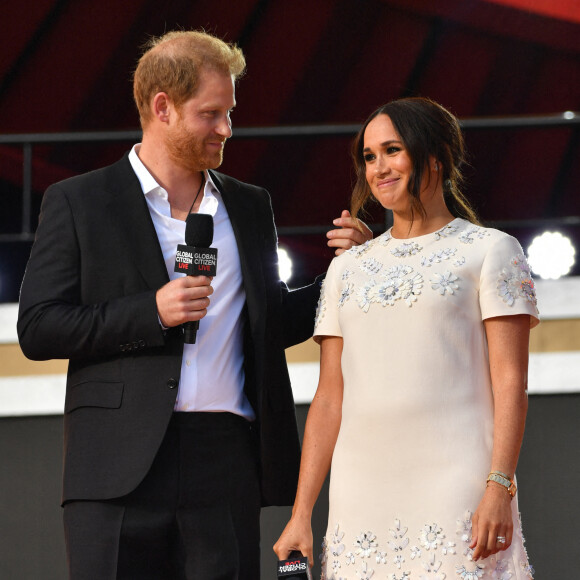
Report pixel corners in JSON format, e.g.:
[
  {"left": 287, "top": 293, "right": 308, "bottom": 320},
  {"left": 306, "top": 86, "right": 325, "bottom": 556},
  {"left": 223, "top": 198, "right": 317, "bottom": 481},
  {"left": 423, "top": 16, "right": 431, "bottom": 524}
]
[
  {"left": 276, "top": 551, "right": 312, "bottom": 579},
  {"left": 174, "top": 245, "right": 218, "bottom": 276}
]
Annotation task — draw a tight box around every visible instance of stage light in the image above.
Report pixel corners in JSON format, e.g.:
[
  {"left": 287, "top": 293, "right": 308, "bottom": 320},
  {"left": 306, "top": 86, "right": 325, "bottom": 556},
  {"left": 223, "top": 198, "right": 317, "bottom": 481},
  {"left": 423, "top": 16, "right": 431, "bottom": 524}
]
[
  {"left": 277, "top": 246, "right": 293, "bottom": 283},
  {"left": 527, "top": 231, "right": 575, "bottom": 279}
]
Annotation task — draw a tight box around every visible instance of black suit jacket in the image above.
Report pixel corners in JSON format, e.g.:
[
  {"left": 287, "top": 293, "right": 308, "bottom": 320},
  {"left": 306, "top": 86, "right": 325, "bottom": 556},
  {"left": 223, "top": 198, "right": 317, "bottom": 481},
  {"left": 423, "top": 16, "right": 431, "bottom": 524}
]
[{"left": 17, "top": 154, "right": 321, "bottom": 506}]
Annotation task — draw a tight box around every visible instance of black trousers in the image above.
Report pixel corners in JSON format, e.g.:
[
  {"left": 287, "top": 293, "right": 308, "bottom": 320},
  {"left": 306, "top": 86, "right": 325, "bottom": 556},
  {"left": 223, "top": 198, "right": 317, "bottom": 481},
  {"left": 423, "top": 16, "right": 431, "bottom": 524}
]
[{"left": 63, "top": 412, "right": 261, "bottom": 580}]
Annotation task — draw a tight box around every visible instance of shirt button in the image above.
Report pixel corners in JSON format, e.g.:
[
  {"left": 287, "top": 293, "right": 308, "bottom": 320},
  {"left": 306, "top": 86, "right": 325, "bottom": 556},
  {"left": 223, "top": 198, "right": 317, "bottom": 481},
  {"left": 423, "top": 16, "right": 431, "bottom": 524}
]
[
  {"left": 167, "top": 378, "right": 178, "bottom": 389},
  {"left": 186, "top": 359, "right": 191, "bottom": 367}
]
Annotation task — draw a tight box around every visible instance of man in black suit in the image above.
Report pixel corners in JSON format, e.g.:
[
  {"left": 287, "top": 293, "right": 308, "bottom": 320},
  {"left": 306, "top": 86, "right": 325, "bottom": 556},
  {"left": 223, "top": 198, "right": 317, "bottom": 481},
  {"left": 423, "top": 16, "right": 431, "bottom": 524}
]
[{"left": 17, "top": 30, "right": 370, "bottom": 579}]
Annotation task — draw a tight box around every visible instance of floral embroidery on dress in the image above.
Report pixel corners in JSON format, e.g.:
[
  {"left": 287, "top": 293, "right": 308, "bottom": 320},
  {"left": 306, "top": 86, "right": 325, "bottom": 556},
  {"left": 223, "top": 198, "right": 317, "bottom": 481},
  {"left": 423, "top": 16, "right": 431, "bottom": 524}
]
[
  {"left": 421, "top": 248, "right": 457, "bottom": 267},
  {"left": 392, "top": 554, "right": 405, "bottom": 569},
  {"left": 356, "top": 560, "right": 374, "bottom": 579},
  {"left": 515, "top": 512, "right": 534, "bottom": 578},
  {"left": 390, "top": 572, "right": 411, "bottom": 580},
  {"left": 374, "top": 268, "right": 423, "bottom": 307},
  {"left": 388, "top": 519, "right": 410, "bottom": 552},
  {"left": 420, "top": 524, "right": 445, "bottom": 550},
  {"left": 379, "top": 231, "right": 393, "bottom": 246},
  {"left": 392, "top": 241, "right": 423, "bottom": 257},
  {"left": 331, "top": 558, "right": 343, "bottom": 575},
  {"left": 456, "top": 511, "right": 473, "bottom": 543},
  {"left": 497, "top": 254, "right": 537, "bottom": 309},
  {"left": 330, "top": 524, "right": 346, "bottom": 558},
  {"left": 314, "top": 279, "right": 327, "bottom": 326},
  {"left": 321, "top": 537, "right": 330, "bottom": 580},
  {"left": 339, "top": 283, "right": 354, "bottom": 308},
  {"left": 387, "top": 264, "right": 413, "bottom": 279},
  {"left": 459, "top": 226, "right": 490, "bottom": 244},
  {"left": 430, "top": 271, "right": 459, "bottom": 295},
  {"left": 455, "top": 563, "right": 484, "bottom": 579},
  {"left": 355, "top": 532, "right": 378, "bottom": 558},
  {"left": 441, "top": 541, "right": 456, "bottom": 556},
  {"left": 434, "top": 223, "right": 459, "bottom": 240},
  {"left": 421, "top": 552, "right": 446, "bottom": 579},
  {"left": 322, "top": 515, "right": 532, "bottom": 579},
  {"left": 356, "top": 280, "right": 377, "bottom": 313},
  {"left": 453, "top": 257, "right": 466, "bottom": 267},
  {"left": 360, "top": 257, "right": 383, "bottom": 276},
  {"left": 519, "top": 562, "right": 534, "bottom": 578},
  {"left": 491, "top": 558, "right": 513, "bottom": 580},
  {"left": 342, "top": 268, "right": 354, "bottom": 280},
  {"left": 355, "top": 264, "right": 423, "bottom": 311},
  {"left": 346, "top": 238, "right": 374, "bottom": 258}
]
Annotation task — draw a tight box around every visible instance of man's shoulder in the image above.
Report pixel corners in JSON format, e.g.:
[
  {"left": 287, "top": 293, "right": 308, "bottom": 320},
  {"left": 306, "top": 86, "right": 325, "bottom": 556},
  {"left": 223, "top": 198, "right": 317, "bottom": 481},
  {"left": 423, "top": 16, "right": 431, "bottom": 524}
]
[
  {"left": 209, "top": 170, "right": 269, "bottom": 199},
  {"left": 49, "top": 153, "right": 134, "bottom": 194}
]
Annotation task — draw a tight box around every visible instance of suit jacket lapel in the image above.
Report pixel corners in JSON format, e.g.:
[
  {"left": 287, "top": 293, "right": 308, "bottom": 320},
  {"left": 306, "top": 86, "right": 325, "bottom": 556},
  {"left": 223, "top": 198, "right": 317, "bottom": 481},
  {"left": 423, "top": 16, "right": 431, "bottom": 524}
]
[
  {"left": 107, "top": 155, "right": 169, "bottom": 291},
  {"left": 210, "top": 171, "right": 267, "bottom": 339},
  {"left": 104, "top": 160, "right": 270, "bottom": 328}
]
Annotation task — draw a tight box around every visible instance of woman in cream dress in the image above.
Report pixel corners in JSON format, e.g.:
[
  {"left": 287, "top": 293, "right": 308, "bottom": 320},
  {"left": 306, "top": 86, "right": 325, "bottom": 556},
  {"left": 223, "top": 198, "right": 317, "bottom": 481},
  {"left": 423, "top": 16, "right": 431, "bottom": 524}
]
[{"left": 275, "top": 98, "right": 538, "bottom": 580}]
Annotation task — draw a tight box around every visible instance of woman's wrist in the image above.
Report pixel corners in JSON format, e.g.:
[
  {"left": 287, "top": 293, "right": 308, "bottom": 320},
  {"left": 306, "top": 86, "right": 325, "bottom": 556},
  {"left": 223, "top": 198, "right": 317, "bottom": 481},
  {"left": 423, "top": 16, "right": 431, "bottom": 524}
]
[
  {"left": 486, "top": 470, "right": 517, "bottom": 498},
  {"left": 291, "top": 504, "right": 314, "bottom": 520}
]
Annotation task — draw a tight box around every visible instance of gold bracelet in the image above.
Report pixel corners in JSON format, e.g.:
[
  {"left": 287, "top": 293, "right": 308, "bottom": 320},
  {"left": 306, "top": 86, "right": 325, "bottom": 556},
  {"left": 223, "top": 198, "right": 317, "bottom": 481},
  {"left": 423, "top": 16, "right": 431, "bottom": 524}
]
[
  {"left": 491, "top": 469, "right": 513, "bottom": 480},
  {"left": 487, "top": 472, "right": 517, "bottom": 498}
]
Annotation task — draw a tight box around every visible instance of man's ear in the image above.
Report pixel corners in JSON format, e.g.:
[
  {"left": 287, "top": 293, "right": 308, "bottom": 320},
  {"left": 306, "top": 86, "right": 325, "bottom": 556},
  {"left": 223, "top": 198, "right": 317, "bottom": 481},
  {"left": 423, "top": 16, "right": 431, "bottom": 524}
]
[{"left": 152, "top": 92, "right": 172, "bottom": 123}]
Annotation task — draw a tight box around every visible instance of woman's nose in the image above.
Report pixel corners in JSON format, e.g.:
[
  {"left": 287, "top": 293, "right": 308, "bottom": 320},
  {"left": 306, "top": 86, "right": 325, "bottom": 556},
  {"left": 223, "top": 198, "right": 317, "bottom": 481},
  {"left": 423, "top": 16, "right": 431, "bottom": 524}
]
[{"left": 375, "top": 155, "right": 389, "bottom": 175}]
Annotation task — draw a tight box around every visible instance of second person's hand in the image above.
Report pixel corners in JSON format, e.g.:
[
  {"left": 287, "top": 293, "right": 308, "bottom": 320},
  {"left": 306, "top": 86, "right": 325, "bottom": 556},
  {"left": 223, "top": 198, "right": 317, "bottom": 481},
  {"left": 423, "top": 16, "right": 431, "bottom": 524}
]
[{"left": 327, "top": 209, "right": 372, "bottom": 256}]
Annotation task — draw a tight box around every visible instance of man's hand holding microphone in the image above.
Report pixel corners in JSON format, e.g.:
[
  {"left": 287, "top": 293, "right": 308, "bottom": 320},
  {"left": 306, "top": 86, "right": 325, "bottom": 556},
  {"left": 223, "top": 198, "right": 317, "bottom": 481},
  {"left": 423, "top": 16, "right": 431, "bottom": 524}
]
[
  {"left": 156, "top": 213, "right": 217, "bottom": 341},
  {"left": 156, "top": 274, "right": 213, "bottom": 328}
]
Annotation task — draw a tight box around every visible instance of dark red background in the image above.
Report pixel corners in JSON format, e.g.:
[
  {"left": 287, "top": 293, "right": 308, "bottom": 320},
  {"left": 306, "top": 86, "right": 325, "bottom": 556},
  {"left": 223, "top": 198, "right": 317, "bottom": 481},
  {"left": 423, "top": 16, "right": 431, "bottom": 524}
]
[{"left": 1, "top": 0, "right": 579, "bottom": 296}]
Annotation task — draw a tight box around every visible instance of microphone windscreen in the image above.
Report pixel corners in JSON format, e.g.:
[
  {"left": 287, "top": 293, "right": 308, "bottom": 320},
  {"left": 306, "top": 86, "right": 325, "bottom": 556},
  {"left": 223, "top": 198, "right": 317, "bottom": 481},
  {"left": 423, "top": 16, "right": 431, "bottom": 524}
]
[{"left": 185, "top": 213, "right": 214, "bottom": 247}]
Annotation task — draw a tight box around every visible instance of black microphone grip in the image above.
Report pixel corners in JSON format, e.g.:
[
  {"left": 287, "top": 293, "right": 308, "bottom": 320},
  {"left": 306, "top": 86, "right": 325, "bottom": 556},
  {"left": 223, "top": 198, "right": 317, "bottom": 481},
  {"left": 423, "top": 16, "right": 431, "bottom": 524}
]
[
  {"left": 174, "top": 214, "right": 217, "bottom": 345},
  {"left": 183, "top": 320, "right": 200, "bottom": 344}
]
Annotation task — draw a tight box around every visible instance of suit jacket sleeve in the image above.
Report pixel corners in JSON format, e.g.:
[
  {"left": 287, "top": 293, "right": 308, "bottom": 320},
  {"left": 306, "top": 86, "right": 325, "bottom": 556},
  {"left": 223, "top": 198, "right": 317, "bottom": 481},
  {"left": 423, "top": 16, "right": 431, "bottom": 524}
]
[
  {"left": 257, "top": 186, "right": 322, "bottom": 349},
  {"left": 18, "top": 182, "right": 165, "bottom": 361},
  {"left": 267, "top": 197, "right": 324, "bottom": 348},
  {"left": 279, "top": 277, "right": 324, "bottom": 348}
]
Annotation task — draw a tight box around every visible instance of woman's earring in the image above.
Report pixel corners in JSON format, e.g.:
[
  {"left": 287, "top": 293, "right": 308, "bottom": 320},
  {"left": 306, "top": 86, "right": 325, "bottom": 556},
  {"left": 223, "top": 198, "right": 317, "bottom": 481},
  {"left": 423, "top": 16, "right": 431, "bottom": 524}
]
[{"left": 434, "top": 163, "right": 439, "bottom": 172}]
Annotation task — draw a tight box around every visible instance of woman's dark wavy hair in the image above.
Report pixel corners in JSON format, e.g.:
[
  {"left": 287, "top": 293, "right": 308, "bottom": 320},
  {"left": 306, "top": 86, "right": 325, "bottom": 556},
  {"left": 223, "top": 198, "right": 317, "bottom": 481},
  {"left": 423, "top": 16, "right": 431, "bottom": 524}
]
[{"left": 350, "top": 97, "right": 480, "bottom": 227}]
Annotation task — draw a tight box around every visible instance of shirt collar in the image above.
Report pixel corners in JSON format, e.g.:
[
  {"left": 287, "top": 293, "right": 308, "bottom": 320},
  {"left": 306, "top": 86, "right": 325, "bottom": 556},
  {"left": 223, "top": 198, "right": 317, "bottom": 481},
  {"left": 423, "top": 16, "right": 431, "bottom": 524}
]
[
  {"left": 128, "top": 144, "right": 221, "bottom": 212},
  {"left": 129, "top": 144, "right": 160, "bottom": 196}
]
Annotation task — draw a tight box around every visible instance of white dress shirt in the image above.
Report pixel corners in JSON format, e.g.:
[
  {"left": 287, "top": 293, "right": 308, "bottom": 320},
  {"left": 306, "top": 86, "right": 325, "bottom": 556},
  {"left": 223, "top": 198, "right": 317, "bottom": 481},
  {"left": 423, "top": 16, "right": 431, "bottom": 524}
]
[{"left": 129, "top": 145, "right": 255, "bottom": 420}]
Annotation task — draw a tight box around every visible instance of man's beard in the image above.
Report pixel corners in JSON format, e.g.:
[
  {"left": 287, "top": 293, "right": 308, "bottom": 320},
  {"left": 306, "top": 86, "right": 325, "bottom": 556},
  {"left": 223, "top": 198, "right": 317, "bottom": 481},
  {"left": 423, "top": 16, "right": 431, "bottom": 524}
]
[{"left": 165, "top": 124, "right": 225, "bottom": 172}]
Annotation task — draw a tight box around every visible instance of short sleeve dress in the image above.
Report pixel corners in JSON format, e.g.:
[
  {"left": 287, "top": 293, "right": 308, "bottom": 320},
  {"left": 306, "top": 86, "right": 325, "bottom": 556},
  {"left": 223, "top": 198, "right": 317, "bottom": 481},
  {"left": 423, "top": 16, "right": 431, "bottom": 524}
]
[{"left": 314, "top": 218, "right": 539, "bottom": 580}]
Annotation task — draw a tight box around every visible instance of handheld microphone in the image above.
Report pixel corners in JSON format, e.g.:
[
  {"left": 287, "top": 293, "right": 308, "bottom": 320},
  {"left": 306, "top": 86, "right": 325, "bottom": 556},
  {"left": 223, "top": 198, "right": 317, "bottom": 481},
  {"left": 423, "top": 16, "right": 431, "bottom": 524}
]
[
  {"left": 173, "top": 213, "right": 218, "bottom": 344},
  {"left": 276, "top": 551, "right": 312, "bottom": 580}
]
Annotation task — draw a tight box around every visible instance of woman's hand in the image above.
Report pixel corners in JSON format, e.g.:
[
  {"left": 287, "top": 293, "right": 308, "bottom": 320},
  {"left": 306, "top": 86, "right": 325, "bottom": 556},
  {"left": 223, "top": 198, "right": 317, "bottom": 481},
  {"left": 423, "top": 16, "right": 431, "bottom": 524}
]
[
  {"left": 470, "top": 483, "right": 513, "bottom": 561},
  {"left": 273, "top": 514, "right": 314, "bottom": 567},
  {"left": 274, "top": 336, "right": 344, "bottom": 569}
]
